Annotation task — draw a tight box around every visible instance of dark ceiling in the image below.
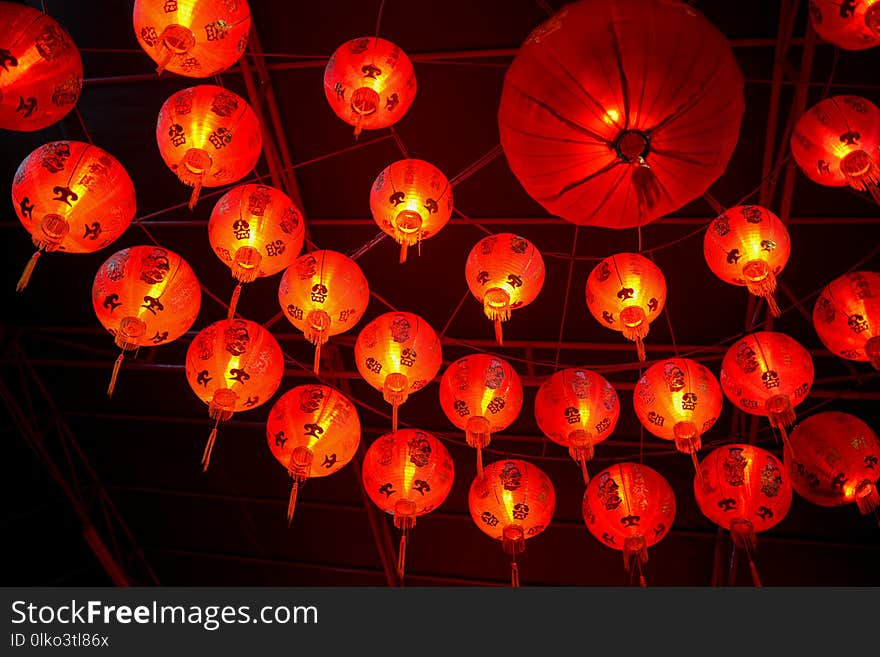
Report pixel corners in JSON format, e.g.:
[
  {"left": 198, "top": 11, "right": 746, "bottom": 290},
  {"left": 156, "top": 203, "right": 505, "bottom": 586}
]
[{"left": 1, "top": 0, "right": 879, "bottom": 588}]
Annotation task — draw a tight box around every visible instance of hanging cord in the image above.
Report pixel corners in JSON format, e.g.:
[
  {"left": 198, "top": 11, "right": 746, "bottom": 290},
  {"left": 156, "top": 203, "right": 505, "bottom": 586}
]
[{"left": 510, "top": 552, "right": 520, "bottom": 588}]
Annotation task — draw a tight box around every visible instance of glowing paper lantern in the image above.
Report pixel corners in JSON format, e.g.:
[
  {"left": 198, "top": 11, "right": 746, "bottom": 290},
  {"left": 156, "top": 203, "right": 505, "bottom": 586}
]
[
  {"left": 155, "top": 84, "right": 262, "bottom": 209},
  {"left": 534, "top": 367, "right": 619, "bottom": 482},
  {"left": 323, "top": 36, "right": 416, "bottom": 138},
  {"left": 12, "top": 141, "right": 136, "bottom": 292},
  {"left": 809, "top": 0, "right": 880, "bottom": 51},
  {"left": 133, "top": 0, "right": 251, "bottom": 76},
  {"left": 185, "top": 318, "right": 283, "bottom": 471},
  {"left": 362, "top": 429, "right": 454, "bottom": 580},
  {"left": 266, "top": 384, "right": 361, "bottom": 525},
  {"left": 208, "top": 183, "right": 305, "bottom": 320},
  {"left": 465, "top": 233, "right": 545, "bottom": 345},
  {"left": 585, "top": 252, "right": 666, "bottom": 361},
  {"left": 813, "top": 271, "right": 880, "bottom": 371},
  {"left": 497, "top": 0, "right": 744, "bottom": 228},
  {"left": 0, "top": 1, "right": 82, "bottom": 132},
  {"left": 582, "top": 462, "right": 676, "bottom": 586},
  {"left": 92, "top": 246, "right": 201, "bottom": 396},
  {"left": 438, "top": 354, "right": 523, "bottom": 475},
  {"left": 703, "top": 205, "right": 791, "bottom": 317},
  {"left": 369, "top": 159, "right": 453, "bottom": 263}
]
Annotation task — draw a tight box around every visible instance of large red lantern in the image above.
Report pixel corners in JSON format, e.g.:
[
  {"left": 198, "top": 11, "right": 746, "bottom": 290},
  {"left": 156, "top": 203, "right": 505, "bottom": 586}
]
[
  {"left": 438, "top": 354, "right": 523, "bottom": 476},
  {"left": 354, "top": 311, "right": 442, "bottom": 432},
  {"left": 813, "top": 271, "right": 880, "bottom": 371},
  {"left": 278, "top": 250, "right": 370, "bottom": 374},
  {"left": 208, "top": 183, "right": 305, "bottom": 320},
  {"left": 185, "top": 318, "right": 284, "bottom": 471},
  {"left": 156, "top": 84, "right": 262, "bottom": 209},
  {"left": 369, "top": 159, "right": 453, "bottom": 263},
  {"left": 720, "top": 331, "right": 814, "bottom": 448},
  {"left": 266, "top": 384, "right": 361, "bottom": 525},
  {"left": 12, "top": 141, "right": 136, "bottom": 292},
  {"left": 703, "top": 205, "right": 791, "bottom": 317},
  {"left": 791, "top": 95, "right": 880, "bottom": 205},
  {"left": 133, "top": 0, "right": 251, "bottom": 77},
  {"left": 362, "top": 429, "right": 454, "bottom": 581},
  {"left": 534, "top": 367, "right": 619, "bottom": 482},
  {"left": 786, "top": 411, "right": 880, "bottom": 518},
  {"left": 582, "top": 462, "right": 676, "bottom": 586},
  {"left": 809, "top": 0, "right": 880, "bottom": 51},
  {"left": 93, "top": 246, "right": 201, "bottom": 397},
  {"left": 465, "top": 233, "right": 545, "bottom": 345},
  {"left": 585, "top": 252, "right": 666, "bottom": 361},
  {"left": 469, "top": 459, "right": 555, "bottom": 587},
  {"left": 323, "top": 36, "right": 416, "bottom": 138},
  {"left": 497, "top": 0, "right": 744, "bottom": 229},
  {"left": 0, "top": 1, "right": 82, "bottom": 132},
  {"left": 695, "top": 444, "right": 792, "bottom": 586}
]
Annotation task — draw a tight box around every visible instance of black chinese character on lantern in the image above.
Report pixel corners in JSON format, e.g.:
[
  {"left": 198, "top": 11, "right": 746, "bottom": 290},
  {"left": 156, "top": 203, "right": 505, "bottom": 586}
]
[
  {"left": 310, "top": 284, "right": 328, "bottom": 303},
  {"left": 400, "top": 348, "right": 417, "bottom": 367},
  {"left": 141, "top": 296, "right": 164, "bottom": 315},
  {"left": 16, "top": 96, "right": 36, "bottom": 117},
  {"left": 208, "top": 127, "right": 232, "bottom": 149},
  {"left": 168, "top": 124, "right": 186, "bottom": 147},
  {"left": 265, "top": 240, "right": 285, "bottom": 257},
  {"left": 512, "top": 503, "right": 529, "bottom": 520},
  {"left": 286, "top": 304, "right": 303, "bottom": 321},
  {"left": 232, "top": 219, "right": 250, "bottom": 240},
  {"left": 228, "top": 368, "right": 250, "bottom": 384},
  {"left": 365, "top": 357, "right": 382, "bottom": 374}
]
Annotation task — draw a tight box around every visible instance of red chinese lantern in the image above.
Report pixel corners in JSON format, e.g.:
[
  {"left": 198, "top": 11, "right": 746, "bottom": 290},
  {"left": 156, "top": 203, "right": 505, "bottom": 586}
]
[
  {"left": 497, "top": 0, "right": 744, "bottom": 229},
  {"left": 156, "top": 84, "right": 262, "bottom": 209},
  {"left": 0, "top": 1, "right": 82, "bottom": 132},
  {"left": 633, "top": 358, "right": 723, "bottom": 475},
  {"left": 791, "top": 95, "right": 880, "bottom": 205},
  {"left": 369, "top": 159, "right": 453, "bottom": 263},
  {"left": 354, "top": 311, "right": 442, "bottom": 432},
  {"left": 362, "top": 429, "right": 454, "bottom": 581},
  {"left": 12, "top": 141, "right": 136, "bottom": 292},
  {"left": 93, "top": 246, "right": 201, "bottom": 397},
  {"left": 813, "top": 270, "right": 880, "bottom": 371},
  {"left": 465, "top": 233, "right": 545, "bottom": 345},
  {"left": 534, "top": 367, "right": 619, "bottom": 483},
  {"left": 133, "top": 0, "right": 251, "bottom": 77},
  {"left": 185, "top": 318, "right": 284, "bottom": 471},
  {"left": 266, "top": 384, "right": 361, "bottom": 525},
  {"left": 208, "top": 183, "right": 305, "bottom": 320},
  {"left": 582, "top": 462, "right": 676, "bottom": 586},
  {"left": 809, "top": 0, "right": 880, "bottom": 51},
  {"left": 694, "top": 444, "right": 792, "bottom": 586},
  {"left": 786, "top": 411, "right": 880, "bottom": 519},
  {"left": 469, "top": 458, "right": 555, "bottom": 587},
  {"left": 323, "top": 36, "right": 416, "bottom": 138},
  {"left": 720, "top": 331, "right": 815, "bottom": 448},
  {"left": 278, "top": 250, "right": 370, "bottom": 374},
  {"left": 703, "top": 205, "right": 791, "bottom": 317},
  {"left": 585, "top": 252, "right": 666, "bottom": 361},
  {"left": 438, "top": 354, "right": 523, "bottom": 476}
]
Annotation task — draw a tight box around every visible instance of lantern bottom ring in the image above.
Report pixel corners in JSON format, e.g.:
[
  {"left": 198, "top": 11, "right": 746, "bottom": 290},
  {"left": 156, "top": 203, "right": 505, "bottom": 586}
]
[
  {"left": 502, "top": 524, "right": 525, "bottom": 555},
  {"left": 613, "top": 129, "right": 651, "bottom": 163}
]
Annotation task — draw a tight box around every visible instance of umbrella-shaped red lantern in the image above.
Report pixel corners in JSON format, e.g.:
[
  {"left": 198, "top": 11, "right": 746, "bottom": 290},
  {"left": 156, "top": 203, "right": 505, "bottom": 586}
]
[
  {"left": 813, "top": 270, "right": 880, "bottom": 371},
  {"left": 497, "top": 0, "right": 744, "bottom": 228},
  {"left": 809, "top": 0, "right": 880, "bottom": 51}
]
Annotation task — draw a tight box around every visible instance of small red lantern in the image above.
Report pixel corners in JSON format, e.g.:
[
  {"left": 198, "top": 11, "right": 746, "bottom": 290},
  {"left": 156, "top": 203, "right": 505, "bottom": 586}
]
[
  {"left": 695, "top": 444, "right": 792, "bottom": 586},
  {"left": 0, "top": 1, "right": 82, "bottom": 132},
  {"left": 185, "top": 318, "right": 284, "bottom": 471},
  {"left": 266, "top": 384, "right": 361, "bottom": 525},
  {"left": 133, "top": 0, "right": 251, "bottom": 77},
  {"left": 208, "top": 183, "right": 305, "bottom": 320},
  {"left": 438, "top": 354, "right": 523, "bottom": 476},
  {"left": 323, "top": 36, "right": 416, "bottom": 138},
  {"left": 469, "top": 458, "right": 555, "bottom": 587},
  {"left": 786, "top": 411, "right": 880, "bottom": 518},
  {"left": 278, "top": 250, "right": 370, "bottom": 374},
  {"left": 791, "top": 95, "right": 880, "bottom": 205},
  {"left": 12, "top": 141, "right": 136, "bottom": 292},
  {"left": 465, "top": 233, "right": 545, "bottom": 345},
  {"left": 813, "top": 271, "right": 880, "bottom": 371},
  {"left": 369, "top": 159, "right": 453, "bottom": 263},
  {"left": 93, "top": 246, "right": 202, "bottom": 397},
  {"left": 585, "top": 252, "right": 666, "bottom": 362},
  {"left": 354, "top": 311, "right": 442, "bottom": 432},
  {"left": 809, "top": 0, "right": 880, "bottom": 51},
  {"left": 362, "top": 429, "right": 454, "bottom": 581},
  {"left": 703, "top": 205, "right": 791, "bottom": 317},
  {"left": 534, "top": 367, "right": 619, "bottom": 482},
  {"left": 156, "top": 84, "right": 262, "bottom": 209},
  {"left": 720, "top": 331, "right": 814, "bottom": 448},
  {"left": 582, "top": 462, "right": 676, "bottom": 586}
]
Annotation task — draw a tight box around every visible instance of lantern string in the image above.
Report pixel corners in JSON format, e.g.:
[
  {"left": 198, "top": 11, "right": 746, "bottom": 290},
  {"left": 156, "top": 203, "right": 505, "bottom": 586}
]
[
  {"left": 439, "top": 290, "right": 471, "bottom": 337},
  {"left": 451, "top": 207, "right": 495, "bottom": 236},
  {"left": 449, "top": 144, "right": 504, "bottom": 189},
  {"left": 535, "top": 0, "right": 556, "bottom": 17},
  {"left": 553, "top": 226, "right": 580, "bottom": 370},
  {"left": 389, "top": 125, "right": 410, "bottom": 158},
  {"left": 73, "top": 106, "right": 94, "bottom": 145},
  {"left": 374, "top": 0, "right": 387, "bottom": 39}
]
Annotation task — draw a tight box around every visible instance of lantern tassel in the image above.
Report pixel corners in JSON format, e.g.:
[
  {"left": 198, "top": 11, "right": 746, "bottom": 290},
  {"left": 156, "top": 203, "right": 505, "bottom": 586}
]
[
  {"left": 201, "top": 420, "right": 220, "bottom": 472},
  {"left": 399, "top": 240, "right": 408, "bottom": 264},
  {"left": 107, "top": 352, "right": 124, "bottom": 398},
  {"left": 690, "top": 450, "right": 703, "bottom": 485},
  {"left": 745, "top": 270, "right": 780, "bottom": 318},
  {"left": 635, "top": 335, "right": 646, "bottom": 362},
  {"left": 476, "top": 445, "right": 484, "bottom": 478},
  {"left": 313, "top": 342, "right": 322, "bottom": 376},
  {"left": 510, "top": 555, "right": 520, "bottom": 588},
  {"left": 392, "top": 401, "right": 399, "bottom": 433},
  {"left": 287, "top": 481, "right": 300, "bottom": 527},
  {"left": 155, "top": 44, "right": 174, "bottom": 76},
  {"left": 579, "top": 454, "right": 590, "bottom": 485},
  {"left": 396, "top": 531, "right": 407, "bottom": 582},
  {"left": 494, "top": 318, "right": 504, "bottom": 346},
  {"left": 227, "top": 283, "right": 242, "bottom": 321},
  {"left": 16, "top": 250, "right": 41, "bottom": 292},
  {"left": 188, "top": 179, "right": 202, "bottom": 210},
  {"left": 637, "top": 560, "right": 647, "bottom": 588},
  {"left": 744, "top": 545, "right": 763, "bottom": 588}
]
